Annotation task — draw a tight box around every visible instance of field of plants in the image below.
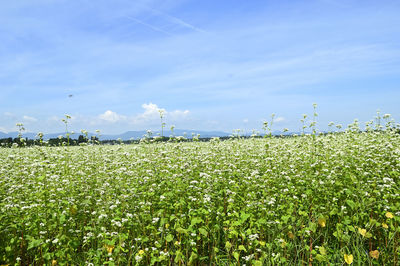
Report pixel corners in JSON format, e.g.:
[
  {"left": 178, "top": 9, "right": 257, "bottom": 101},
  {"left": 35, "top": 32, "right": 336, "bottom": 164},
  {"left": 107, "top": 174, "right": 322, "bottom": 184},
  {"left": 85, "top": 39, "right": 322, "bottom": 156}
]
[{"left": 1, "top": 127, "right": 399, "bottom": 265}]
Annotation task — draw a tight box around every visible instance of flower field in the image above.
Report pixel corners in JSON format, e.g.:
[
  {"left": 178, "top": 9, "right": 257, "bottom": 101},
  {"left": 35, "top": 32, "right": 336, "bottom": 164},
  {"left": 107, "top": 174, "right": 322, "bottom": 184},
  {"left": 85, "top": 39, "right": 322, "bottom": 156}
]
[{"left": 0, "top": 130, "right": 399, "bottom": 265}]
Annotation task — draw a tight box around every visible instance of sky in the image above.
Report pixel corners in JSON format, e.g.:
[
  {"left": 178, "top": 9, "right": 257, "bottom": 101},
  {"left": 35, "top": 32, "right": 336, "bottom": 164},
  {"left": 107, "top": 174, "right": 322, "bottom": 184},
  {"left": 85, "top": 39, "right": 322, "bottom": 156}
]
[{"left": 1, "top": 0, "right": 400, "bottom": 134}]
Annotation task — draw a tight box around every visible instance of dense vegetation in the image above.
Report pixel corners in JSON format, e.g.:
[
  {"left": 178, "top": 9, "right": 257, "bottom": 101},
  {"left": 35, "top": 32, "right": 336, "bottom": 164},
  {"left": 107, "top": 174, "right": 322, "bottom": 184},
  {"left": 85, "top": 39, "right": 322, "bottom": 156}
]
[{"left": 0, "top": 125, "right": 399, "bottom": 265}]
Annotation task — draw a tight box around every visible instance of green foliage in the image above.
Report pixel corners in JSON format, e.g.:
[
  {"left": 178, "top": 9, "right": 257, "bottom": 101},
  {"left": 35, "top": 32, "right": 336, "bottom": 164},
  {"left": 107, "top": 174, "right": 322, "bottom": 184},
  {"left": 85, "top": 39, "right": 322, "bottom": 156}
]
[{"left": 0, "top": 129, "right": 399, "bottom": 265}]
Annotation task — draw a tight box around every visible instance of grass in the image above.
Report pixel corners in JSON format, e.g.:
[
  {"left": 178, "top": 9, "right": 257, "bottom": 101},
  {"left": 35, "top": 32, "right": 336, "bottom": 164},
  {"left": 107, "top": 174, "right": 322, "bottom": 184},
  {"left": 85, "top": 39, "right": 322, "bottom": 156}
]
[{"left": 0, "top": 123, "right": 399, "bottom": 265}]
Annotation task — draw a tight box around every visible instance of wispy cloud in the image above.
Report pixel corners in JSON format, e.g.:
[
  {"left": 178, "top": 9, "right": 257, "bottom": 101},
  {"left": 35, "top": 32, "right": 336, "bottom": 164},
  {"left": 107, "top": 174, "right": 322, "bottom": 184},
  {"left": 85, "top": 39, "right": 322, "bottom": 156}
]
[
  {"left": 146, "top": 7, "right": 207, "bottom": 33},
  {"left": 125, "top": 16, "right": 173, "bottom": 36},
  {"left": 23, "top": 115, "right": 38, "bottom": 122}
]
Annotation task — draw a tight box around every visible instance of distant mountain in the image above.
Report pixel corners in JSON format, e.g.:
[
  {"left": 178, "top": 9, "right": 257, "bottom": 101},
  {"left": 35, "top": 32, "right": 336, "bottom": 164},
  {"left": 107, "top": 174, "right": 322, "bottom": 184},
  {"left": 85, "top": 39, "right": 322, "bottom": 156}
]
[
  {"left": 100, "top": 129, "right": 230, "bottom": 140},
  {"left": 0, "top": 129, "right": 231, "bottom": 141}
]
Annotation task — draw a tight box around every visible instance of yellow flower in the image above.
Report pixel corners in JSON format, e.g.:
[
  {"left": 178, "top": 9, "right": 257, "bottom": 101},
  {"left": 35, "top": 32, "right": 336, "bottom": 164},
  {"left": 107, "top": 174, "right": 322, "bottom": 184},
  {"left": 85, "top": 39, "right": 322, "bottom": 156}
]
[
  {"left": 369, "top": 250, "right": 379, "bottom": 259},
  {"left": 382, "top": 223, "right": 388, "bottom": 229},
  {"left": 318, "top": 217, "right": 326, "bottom": 227},
  {"left": 386, "top": 212, "right": 394, "bottom": 219},
  {"left": 344, "top": 254, "right": 353, "bottom": 265},
  {"left": 287, "top": 231, "right": 295, "bottom": 239},
  {"left": 138, "top": 249, "right": 145, "bottom": 255},
  {"left": 104, "top": 244, "right": 114, "bottom": 254},
  {"left": 358, "top": 228, "right": 366, "bottom": 237},
  {"left": 51, "top": 260, "right": 57, "bottom": 266}
]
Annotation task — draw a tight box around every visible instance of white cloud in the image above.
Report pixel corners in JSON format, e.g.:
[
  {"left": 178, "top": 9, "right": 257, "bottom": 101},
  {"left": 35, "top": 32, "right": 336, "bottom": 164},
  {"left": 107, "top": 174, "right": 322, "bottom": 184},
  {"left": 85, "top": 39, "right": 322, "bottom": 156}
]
[
  {"left": 34, "top": 104, "right": 190, "bottom": 134},
  {"left": 132, "top": 103, "right": 189, "bottom": 124},
  {"left": 99, "top": 110, "right": 126, "bottom": 123},
  {"left": 138, "top": 103, "right": 165, "bottom": 120},
  {"left": 23, "top": 115, "right": 38, "bottom": 122},
  {"left": 243, "top": 118, "right": 249, "bottom": 123},
  {"left": 275, "top": 117, "right": 285, "bottom": 123},
  {"left": 169, "top": 109, "right": 190, "bottom": 119},
  {"left": 94, "top": 104, "right": 189, "bottom": 129}
]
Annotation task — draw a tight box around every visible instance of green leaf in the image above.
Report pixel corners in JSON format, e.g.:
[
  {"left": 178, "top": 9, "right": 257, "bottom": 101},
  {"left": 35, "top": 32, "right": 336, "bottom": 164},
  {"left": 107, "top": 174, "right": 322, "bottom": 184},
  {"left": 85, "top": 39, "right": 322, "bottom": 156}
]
[
  {"left": 254, "top": 260, "right": 263, "bottom": 266},
  {"left": 225, "top": 241, "right": 232, "bottom": 250},
  {"left": 238, "top": 245, "right": 246, "bottom": 252},
  {"left": 309, "top": 222, "right": 317, "bottom": 233},
  {"left": 233, "top": 252, "right": 239, "bottom": 261},
  {"left": 281, "top": 215, "right": 291, "bottom": 223},
  {"left": 240, "top": 212, "right": 250, "bottom": 222},
  {"left": 28, "top": 239, "right": 42, "bottom": 250},
  {"left": 166, "top": 234, "right": 174, "bottom": 242},
  {"left": 191, "top": 217, "right": 203, "bottom": 226},
  {"left": 347, "top": 225, "right": 356, "bottom": 232},
  {"left": 198, "top": 228, "right": 208, "bottom": 237},
  {"left": 176, "top": 227, "right": 188, "bottom": 235},
  {"left": 59, "top": 214, "right": 66, "bottom": 224},
  {"left": 319, "top": 246, "right": 327, "bottom": 256},
  {"left": 188, "top": 252, "right": 198, "bottom": 265},
  {"left": 346, "top": 200, "right": 356, "bottom": 210},
  {"left": 315, "top": 254, "right": 326, "bottom": 262}
]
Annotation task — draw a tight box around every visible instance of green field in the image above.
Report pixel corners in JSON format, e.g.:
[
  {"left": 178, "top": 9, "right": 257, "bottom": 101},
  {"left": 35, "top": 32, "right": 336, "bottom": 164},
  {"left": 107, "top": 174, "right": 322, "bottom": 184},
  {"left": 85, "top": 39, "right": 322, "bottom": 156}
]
[{"left": 1, "top": 130, "right": 399, "bottom": 265}]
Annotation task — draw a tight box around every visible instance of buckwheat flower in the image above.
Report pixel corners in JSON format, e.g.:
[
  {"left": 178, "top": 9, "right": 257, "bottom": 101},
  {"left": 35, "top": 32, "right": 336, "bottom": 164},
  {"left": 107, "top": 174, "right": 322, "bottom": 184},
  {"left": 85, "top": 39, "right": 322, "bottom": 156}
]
[
  {"left": 160, "top": 250, "right": 169, "bottom": 256},
  {"left": 249, "top": 234, "right": 259, "bottom": 241},
  {"left": 203, "top": 195, "right": 211, "bottom": 202}
]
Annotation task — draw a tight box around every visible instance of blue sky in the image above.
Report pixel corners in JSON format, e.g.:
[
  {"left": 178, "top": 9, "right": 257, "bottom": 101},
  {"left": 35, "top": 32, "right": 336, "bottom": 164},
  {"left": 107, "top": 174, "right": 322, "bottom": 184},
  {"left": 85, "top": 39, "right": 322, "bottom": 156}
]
[{"left": 1, "top": 0, "right": 400, "bottom": 134}]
